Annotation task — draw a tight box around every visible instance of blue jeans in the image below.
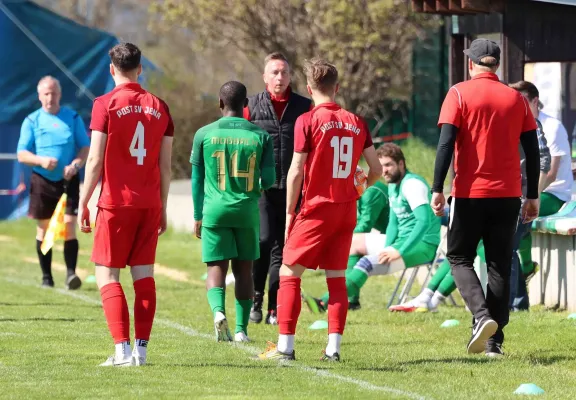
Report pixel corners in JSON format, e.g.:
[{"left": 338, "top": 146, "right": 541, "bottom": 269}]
[{"left": 509, "top": 215, "right": 530, "bottom": 310}]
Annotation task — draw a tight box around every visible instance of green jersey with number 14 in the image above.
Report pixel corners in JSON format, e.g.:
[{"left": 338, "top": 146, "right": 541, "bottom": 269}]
[{"left": 190, "top": 117, "right": 274, "bottom": 228}]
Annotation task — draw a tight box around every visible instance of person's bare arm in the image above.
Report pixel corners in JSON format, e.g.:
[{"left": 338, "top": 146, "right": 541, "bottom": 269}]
[
  {"left": 286, "top": 152, "right": 307, "bottom": 216},
  {"left": 18, "top": 151, "right": 57, "bottom": 170},
  {"left": 362, "top": 145, "right": 383, "bottom": 187},
  {"left": 544, "top": 156, "right": 561, "bottom": 188}
]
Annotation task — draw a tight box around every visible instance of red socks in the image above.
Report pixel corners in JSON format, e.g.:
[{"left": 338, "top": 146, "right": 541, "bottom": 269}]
[
  {"left": 100, "top": 283, "right": 130, "bottom": 344},
  {"left": 277, "top": 276, "right": 301, "bottom": 335},
  {"left": 134, "top": 277, "right": 157, "bottom": 341},
  {"left": 100, "top": 278, "right": 157, "bottom": 344},
  {"left": 327, "top": 277, "right": 348, "bottom": 335}
]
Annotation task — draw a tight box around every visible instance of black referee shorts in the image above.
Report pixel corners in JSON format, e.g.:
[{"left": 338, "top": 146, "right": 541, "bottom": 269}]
[{"left": 28, "top": 172, "right": 79, "bottom": 220}]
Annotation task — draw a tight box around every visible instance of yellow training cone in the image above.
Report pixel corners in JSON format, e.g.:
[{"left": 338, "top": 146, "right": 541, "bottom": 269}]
[{"left": 41, "top": 193, "right": 67, "bottom": 255}]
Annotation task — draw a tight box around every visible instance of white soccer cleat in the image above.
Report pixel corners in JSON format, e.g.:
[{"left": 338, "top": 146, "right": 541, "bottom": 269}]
[
  {"left": 214, "top": 312, "right": 233, "bottom": 342},
  {"left": 234, "top": 331, "right": 250, "bottom": 342},
  {"left": 99, "top": 355, "right": 133, "bottom": 367},
  {"left": 131, "top": 355, "right": 146, "bottom": 366}
]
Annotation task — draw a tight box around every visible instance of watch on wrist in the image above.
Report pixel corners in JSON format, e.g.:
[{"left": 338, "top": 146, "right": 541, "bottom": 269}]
[{"left": 72, "top": 162, "right": 80, "bottom": 171}]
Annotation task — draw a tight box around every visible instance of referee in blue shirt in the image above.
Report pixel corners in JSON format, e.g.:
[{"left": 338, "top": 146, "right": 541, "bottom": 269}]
[{"left": 17, "top": 76, "right": 90, "bottom": 289}]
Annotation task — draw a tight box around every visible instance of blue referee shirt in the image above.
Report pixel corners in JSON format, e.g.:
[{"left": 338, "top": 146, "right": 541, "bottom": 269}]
[{"left": 17, "top": 107, "right": 90, "bottom": 182}]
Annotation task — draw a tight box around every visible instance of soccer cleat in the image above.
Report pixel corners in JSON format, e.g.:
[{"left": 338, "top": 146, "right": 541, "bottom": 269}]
[
  {"left": 301, "top": 292, "right": 326, "bottom": 314},
  {"left": 234, "top": 331, "right": 250, "bottom": 342},
  {"left": 99, "top": 355, "right": 133, "bottom": 367},
  {"left": 320, "top": 350, "right": 341, "bottom": 362},
  {"left": 485, "top": 342, "right": 504, "bottom": 358},
  {"left": 525, "top": 262, "right": 540, "bottom": 284},
  {"left": 250, "top": 292, "right": 263, "bottom": 324},
  {"left": 66, "top": 274, "right": 82, "bottom": 290},
  {"left": 467, "top": 316, "right": 498, "bottom": 354},
  {"left": 214, "top": 312, "right": 233, "bottom": 342},
  {"left": 389, "top": 299, "right": 420, "bottom": 313},
  {"left": 131, "top": 355, "right": 146, "bottom": 366},
  {"left": 254, "top": 341, "right": 295, "bottom": 361},
  {"left": 41, "top": 278, "right": 54, "bottom": 288},
  {"left": 265, "top": 310, "right": 278, "bottom": 325},
  {"left": 348, "top": 301, "right": 361, "bottom": 311}
]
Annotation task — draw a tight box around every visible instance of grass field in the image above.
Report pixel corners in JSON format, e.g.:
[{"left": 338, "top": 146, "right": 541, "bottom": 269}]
[{"left": 1, "top": 219, "right": 576, "bottom": 399}]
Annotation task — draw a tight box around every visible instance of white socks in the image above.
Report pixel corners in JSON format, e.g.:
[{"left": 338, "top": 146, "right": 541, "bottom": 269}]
[
  {"left": 115, "top": 341, "right": 131, "bottom": 360},
  {"left": 415, "top": 288, "right": 434, "bottom": 304},
  {"left": 325, "top": 333, "right": 342, "bottom": 356},
  {"left": 278, "top": 334, "right": 295, "bottom": 353},
  {"left": 134, "top": 339, "right": 148, "bottom": 359},
  {"left": 430, "top": 291, "right": 446, "bottom": 309},
  {"left": 214, "top": 311, "right": 226, "bottom": 323}
]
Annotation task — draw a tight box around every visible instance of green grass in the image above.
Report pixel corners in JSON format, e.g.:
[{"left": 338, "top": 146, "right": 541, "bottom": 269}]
[
  {"left": 1, "top": 219, "right": 576, "bottom": 399},
  {"left": 399, "top": 137, "right": 437, "bottom": 185}
]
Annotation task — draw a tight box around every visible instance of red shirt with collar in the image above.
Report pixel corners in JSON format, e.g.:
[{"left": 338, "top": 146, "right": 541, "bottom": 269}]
[
  {"left": 293, "top": 102, "right": 373, "bottom": 210},
  {"left": 90, "top": 82, "right": 174, "bottom": 209},
  {"left": 438, "top": 72, "right": 537, "bottom": 198}
]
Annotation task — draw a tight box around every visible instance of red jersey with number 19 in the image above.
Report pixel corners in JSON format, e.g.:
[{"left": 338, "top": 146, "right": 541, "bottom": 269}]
[
  {"left": 294, "top": 103, "right": 372, "bottom": 212},
  {"left": 89, "top": 82, "right": 174, "bottom": 209}
]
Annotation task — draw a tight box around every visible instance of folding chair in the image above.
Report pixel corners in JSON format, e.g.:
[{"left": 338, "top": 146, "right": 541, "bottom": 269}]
[{"left": 386, "top": 210, "right": 459, "bottom": 308}]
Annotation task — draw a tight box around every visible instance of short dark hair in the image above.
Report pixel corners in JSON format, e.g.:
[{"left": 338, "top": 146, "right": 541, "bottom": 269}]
[
  {"left": 509, "top": 80, "right": 540, "bottom": 101},
  {"left": 376, "top": 143, "right": 406, "bottom": 165},
  {"left": 109, "top": 42, "right": 141, "bottom": 72},
  {"left": 264, "top": 52, "right": 289, "bottom": 68},
  {"left": 303, "top": 58, "right": 338, "bottom": 93},
  {"left": 219, "top": 81, "right": 247, "bottom": 110}
]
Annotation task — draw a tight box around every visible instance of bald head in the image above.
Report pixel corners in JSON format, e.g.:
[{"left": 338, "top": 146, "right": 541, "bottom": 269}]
[{"left": 37, "top": 76, "right": 61, "bottom": 114}]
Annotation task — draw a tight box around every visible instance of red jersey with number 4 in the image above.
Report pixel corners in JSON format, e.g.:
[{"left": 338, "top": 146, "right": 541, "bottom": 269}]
[
  {"left": 89, "top": 82, "right": 174, "bottom": 209},
  {"left": 294, "top": 103, "right": 373, "bottom": 212}
]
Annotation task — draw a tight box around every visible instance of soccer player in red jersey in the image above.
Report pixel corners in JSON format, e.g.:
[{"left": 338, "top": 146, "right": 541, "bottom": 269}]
[
  {"left": 78, "top": 43, "right": 174, "bottom": 367},
  {"left": 257, "top": 58, "right": 382, "bottom": 361}
]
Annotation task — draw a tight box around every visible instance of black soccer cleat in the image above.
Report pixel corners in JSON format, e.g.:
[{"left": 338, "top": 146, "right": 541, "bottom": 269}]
[
  {"left": 348, "top": 301, "right": 361, "bottom": 311},
  {"left": 66, "top": 274, "right": 82, "bottom": 290},
  {"left": 320, "top": 350, "right": 341, "bottom": 362},
  {"left": 250, "top": 292, "right": 263, "bottom": 324},
  {"left": 41, "top": 277, "right": 54, "bottom": 288}
]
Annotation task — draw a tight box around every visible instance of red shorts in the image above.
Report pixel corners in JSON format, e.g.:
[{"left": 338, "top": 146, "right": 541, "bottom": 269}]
[
  {"left": 283, "top": 201, "right": 357, "bottom": 270},
  {"left": 91, "top": 207, "right": 161, "bottom": 268}
]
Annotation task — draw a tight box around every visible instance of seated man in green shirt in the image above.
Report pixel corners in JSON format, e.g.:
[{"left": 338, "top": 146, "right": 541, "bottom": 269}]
[{"left": 304, "top": 143, "right": 440, "bottom": 312}]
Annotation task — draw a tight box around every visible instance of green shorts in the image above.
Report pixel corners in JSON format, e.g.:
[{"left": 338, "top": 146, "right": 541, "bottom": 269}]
[{"left": 201, "top": 226, "right": 259, "bottom": 263}]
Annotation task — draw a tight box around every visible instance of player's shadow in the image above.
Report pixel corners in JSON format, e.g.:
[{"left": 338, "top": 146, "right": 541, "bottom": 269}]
[
  {"left": 524, "top": 354, "right": 576, "bottom": 366},
  {"left": 0, "top": 302, "right": 97, "bottom": 308},
  {"left": 400, "top": 357, "right": 493, "bottom": 365},
  {"left": 167, "top": 362, "right": 274, "bottom": 369},
  {"left": 0, "top": 317, "right": 93, "bottom": 322}
]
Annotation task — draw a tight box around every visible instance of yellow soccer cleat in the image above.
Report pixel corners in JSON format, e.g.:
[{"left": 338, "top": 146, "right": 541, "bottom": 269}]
[{"left": 254, "top": 341, "right": 295, "bottom": 361}]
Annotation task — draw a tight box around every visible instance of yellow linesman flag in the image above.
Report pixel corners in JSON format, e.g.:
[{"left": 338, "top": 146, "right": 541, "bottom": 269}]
[{"left": 41, "top": 193, "right": 68, "bottom": 255}]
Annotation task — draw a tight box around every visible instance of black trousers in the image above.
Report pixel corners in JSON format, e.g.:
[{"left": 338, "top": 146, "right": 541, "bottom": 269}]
[
  {"left": 447, "top": 197, "right": 521, "bottom": 344},
  {"left": 253, "top": 188, "right": 286, "bottom": 311}
]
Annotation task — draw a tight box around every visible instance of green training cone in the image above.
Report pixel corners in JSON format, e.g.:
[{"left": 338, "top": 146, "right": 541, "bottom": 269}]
[
  {"left": 200, "top": 272, "right": 208, "bottom": 281},
  {"left": 440, "top": 319, "right": 460, "bottom": 328},
  {"left": 567, "top": 313, "right": 576, "bottom": 320},
  {"left": 514, "top": 383, "right": 545, "bottom": 395},
  {"left": 308, "top": 320, "right": 329, "bottom": 330},
  {"left": 85, "top": 275, "right": 96, "bottom": 283}
]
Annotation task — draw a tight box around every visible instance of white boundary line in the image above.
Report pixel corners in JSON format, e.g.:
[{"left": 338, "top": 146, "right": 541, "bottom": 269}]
[{"left": 5, "top": 277, "right": 430, "bottom": 400}]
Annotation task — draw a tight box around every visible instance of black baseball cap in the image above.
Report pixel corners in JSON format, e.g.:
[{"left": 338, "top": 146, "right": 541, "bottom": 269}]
[{"left": 463, "top": 39, "right": 500, "bottom": 66}]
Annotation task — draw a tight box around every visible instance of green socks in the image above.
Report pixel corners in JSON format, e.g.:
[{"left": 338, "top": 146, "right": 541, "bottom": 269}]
[
  {"left": 235, "top": 299, "right": 252, "bottom": 334},
  {"left": 207, "top": 287, "right": 252, "bottom": 335},
  {"left": 321, "top": 255, "right": 363, "bottom": 305},
  {"left": 427, "top": 259, "right": 451, "bottom": 291},
  {"left": 207, "top": 287, "right": 225, "bottom": 317}
]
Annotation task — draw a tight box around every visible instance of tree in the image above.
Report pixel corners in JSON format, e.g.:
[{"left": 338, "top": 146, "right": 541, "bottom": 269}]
[{"left": 151, "top": 0, "right": 440, "bottom": 121}]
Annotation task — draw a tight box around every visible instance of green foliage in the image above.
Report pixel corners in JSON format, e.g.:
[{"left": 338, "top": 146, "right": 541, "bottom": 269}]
[
  {"left": 399, "top": 136, "right": 438, "bottom": 185},
  {"left": 151, "top": 0, "right": 440, "bottom": 119}
]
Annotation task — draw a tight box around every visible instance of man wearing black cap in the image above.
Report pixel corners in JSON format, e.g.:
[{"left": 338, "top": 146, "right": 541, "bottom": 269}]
[{"left": 430, "top": 38, "right": 541, "bottom": 357}]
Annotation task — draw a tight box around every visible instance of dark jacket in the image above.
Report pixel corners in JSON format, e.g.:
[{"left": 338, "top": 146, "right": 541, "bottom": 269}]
[{"left": 247, "top": 89, "right": 312, "bottom": 189}]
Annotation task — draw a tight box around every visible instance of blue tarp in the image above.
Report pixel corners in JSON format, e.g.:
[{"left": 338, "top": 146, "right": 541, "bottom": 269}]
[{"left": 0, "top": 0, "right": 155, "bottom": 219}]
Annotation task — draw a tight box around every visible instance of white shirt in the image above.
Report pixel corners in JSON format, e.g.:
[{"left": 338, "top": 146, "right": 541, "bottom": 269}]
[
  {"left": 401, "top": 178, "right": 429, "bottom": 210},
  {"left": 539, "top": 111, "right": 574, "bottom": 202}
]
